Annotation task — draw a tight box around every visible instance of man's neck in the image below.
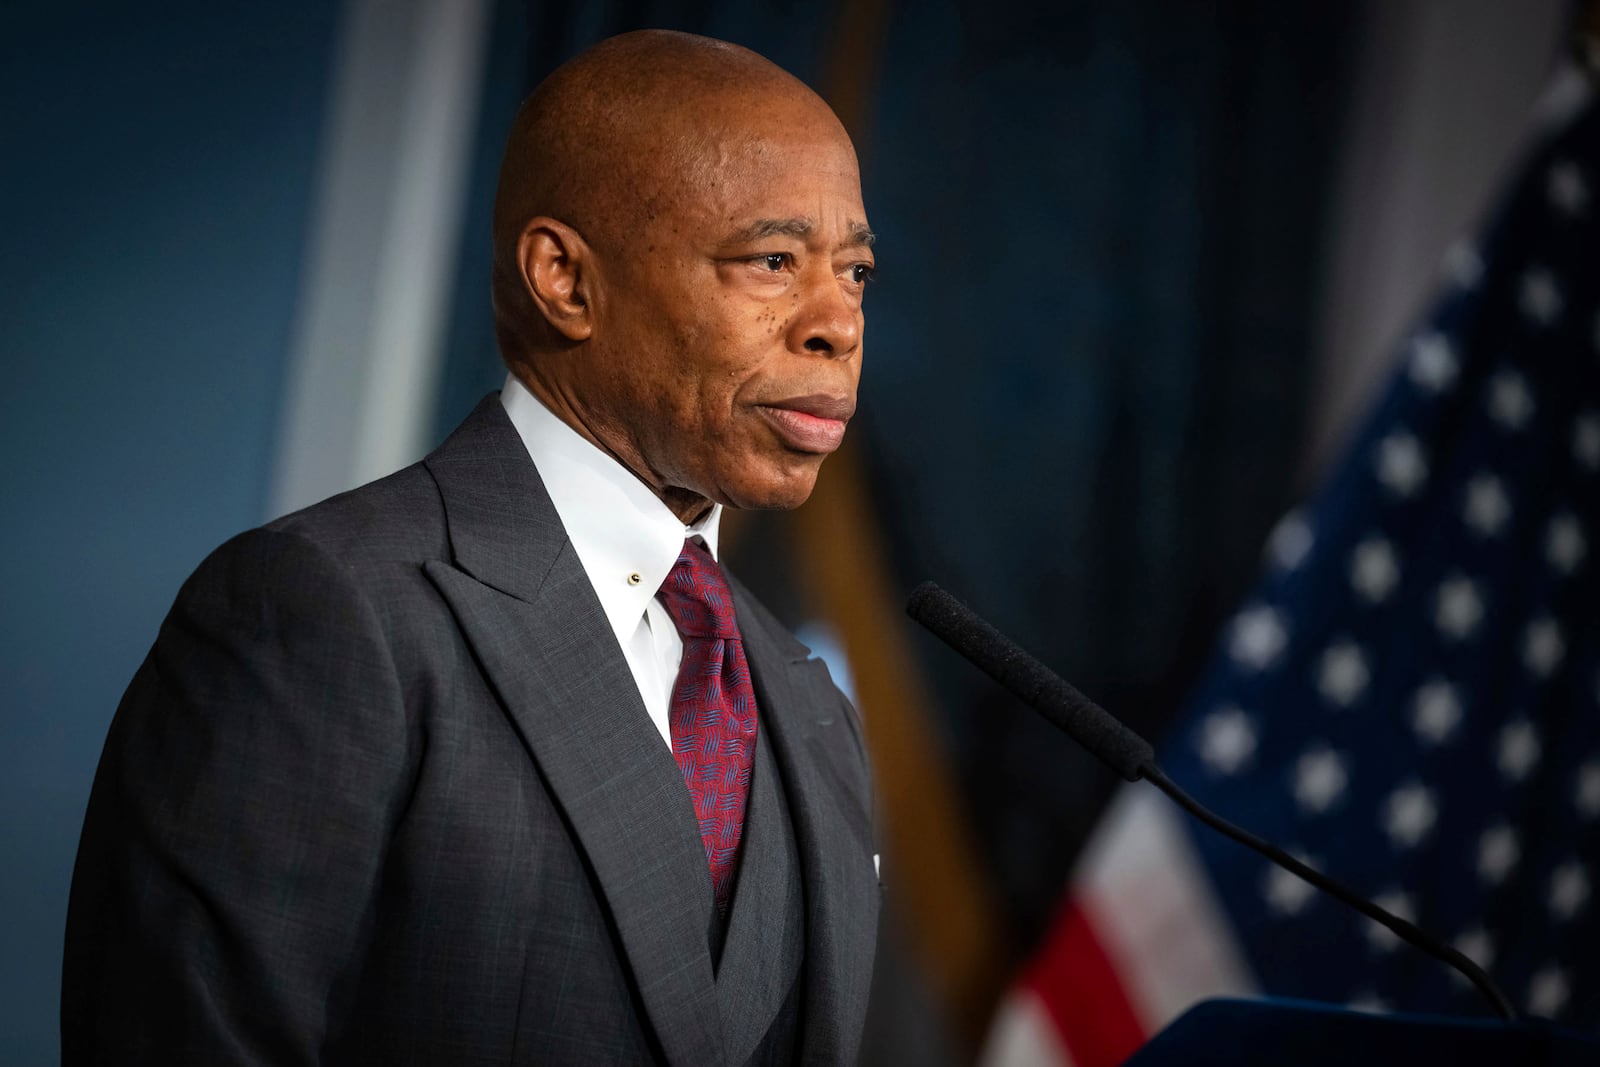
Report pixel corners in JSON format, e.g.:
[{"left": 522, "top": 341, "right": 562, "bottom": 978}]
[{"left": 506, "top": 363, "right": 714, "bottom": 525}]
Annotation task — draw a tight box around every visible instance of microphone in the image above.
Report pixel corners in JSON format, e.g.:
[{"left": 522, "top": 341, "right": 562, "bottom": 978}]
[
  {"left": 905, "top": 580, "right": 1517, "bottom": 1022},
  {"left": 905, "top": 581, "right": 1154, "bottom": 781}
]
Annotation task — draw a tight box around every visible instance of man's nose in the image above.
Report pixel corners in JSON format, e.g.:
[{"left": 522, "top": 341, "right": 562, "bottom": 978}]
[{"left": 789, "top": 270, "right": 861, "bottom": 358}]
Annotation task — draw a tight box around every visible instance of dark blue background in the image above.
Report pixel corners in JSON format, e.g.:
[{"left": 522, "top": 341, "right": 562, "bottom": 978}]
[{"left": 2, "top": 6, "right": 341, "bottom": 1062}]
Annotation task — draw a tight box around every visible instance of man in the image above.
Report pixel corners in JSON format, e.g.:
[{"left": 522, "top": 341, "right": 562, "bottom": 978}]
[{"left": 63, "top": 30, "right": 880, "bottom": 1065}]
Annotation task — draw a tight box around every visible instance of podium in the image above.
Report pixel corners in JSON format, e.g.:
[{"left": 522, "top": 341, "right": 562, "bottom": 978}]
[{"left": 1123, "top": 997, "right": 1600, "bottom": 1066}]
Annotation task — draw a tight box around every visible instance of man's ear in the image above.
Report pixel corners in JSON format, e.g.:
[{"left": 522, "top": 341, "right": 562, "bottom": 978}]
[{"left": 517, "top": 217, "right": 594, "bottom": 342}]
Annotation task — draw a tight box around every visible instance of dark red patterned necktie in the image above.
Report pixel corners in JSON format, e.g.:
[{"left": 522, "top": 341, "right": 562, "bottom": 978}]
[{"left": 656, "top": 539, "right": 759, "bottom": 916}]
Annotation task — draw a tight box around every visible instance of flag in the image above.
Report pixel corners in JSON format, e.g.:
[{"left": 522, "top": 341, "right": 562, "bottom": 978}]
[{"left": 983, "top": 70, "right": 1600, "bottom": 1067}]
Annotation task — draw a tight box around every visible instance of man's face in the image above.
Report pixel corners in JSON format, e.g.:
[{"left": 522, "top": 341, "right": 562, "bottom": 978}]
[{"left": 581, "top": 97, "right": 873, "bottom": 515}]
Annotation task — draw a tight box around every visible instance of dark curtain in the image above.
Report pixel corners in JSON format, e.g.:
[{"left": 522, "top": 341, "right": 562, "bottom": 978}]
[{"left": 857, "top": 0, "right": 1359, "bottom": 948}]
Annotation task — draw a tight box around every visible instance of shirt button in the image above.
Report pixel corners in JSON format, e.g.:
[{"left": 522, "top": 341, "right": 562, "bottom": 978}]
[{"left": 628, "top": 572, "right": 642, "bottom": 586}]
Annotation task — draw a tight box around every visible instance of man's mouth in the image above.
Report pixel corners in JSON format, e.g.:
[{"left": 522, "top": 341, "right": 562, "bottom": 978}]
[{"left": 756, "top": 394, "right": 854, "bottom": 453}]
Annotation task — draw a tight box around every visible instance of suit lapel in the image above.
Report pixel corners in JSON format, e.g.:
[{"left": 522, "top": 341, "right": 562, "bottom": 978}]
[
  {"left": 422, "top": 398, "right": 725, "bottom": 1067},
  {"left": 731, "top": 581, "right": 881, "bottom": 1065}
]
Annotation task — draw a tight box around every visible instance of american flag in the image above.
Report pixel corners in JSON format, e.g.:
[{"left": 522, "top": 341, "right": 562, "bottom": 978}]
[{"left": 984, "top": 71, "right": 1600, "bottom": 1067}]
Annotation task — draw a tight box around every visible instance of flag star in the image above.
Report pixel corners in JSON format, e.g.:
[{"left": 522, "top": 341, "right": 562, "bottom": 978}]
[
  {"left": 1197, "top": 706, "right": 1257, "bottom": 776},
  {"left": 1575, "top": 762, "right": 1600, "bottom": 819},
  {"left": 1443, "top": 242, "right": 1483, "bottom": 289},
  {"left": 1408, "top": 332, "right": 1459, "bottom": 392},
  {"left": 1497, "top": 719, "right": 1542, "bottom": 782},
  {"left": 1382, "top": 783, "right": 1438, "bottom": 849},
  {"left": 1267, "top": 511, "right": 1315, "bottom": 572},
  {"left": 1293, "top": 745, "right": 1348, "bottom": 814},
  {"left": 1349, "top": 537, "right": 1401, "bottom": 603},
  {"left": 1264, "top": 854, "right": 1319, "bottom": 916},
  {"left": 1411, "top": 680, "right": 1463, "bottom": 745},
  {"left": 1318, "top": 641, "right": 1370, "bottom": 707},
  {"left": 1575, "top": 414, "right": 1600, "bottom": 470},
  {"left": 1523, "top": 618, "right": 1565, "bottom": 678},
  {"left": 1528, "top": 966, "right": 1570, "bottom": 1018},
  {"left": 1486, "top": 370, "right": 1534, "bottom": 430},
  {"left": 1229, "top": 604, "right": 1288, "bottom": 671},
  {"left": 1546, "top": 513, "right": 1586, "bottom": 573},
  {"left": 1519, "top": 268, "right": 1563, "bottom": 325},
  {"left": 1478, "top": 824, "right": 1520, "bottom": 884},
  {"left": 1375, "top": 432, "right": 1428, "bottom": 497},
  {"left": 1365, "top": 890, "right": 1415, "bottom": 952},
  {"left": 1434, "top": 576, "right": 1485, "bottom": 639},
  {"left": 1463, "top": 474, "right": 1512, "bottom": 536},
  {"left": 1549, "top": 861, "right": 1590, "bottom": 921},
  {"left": 1547, "top": 160, "right": 1588, "bottom": 215}
]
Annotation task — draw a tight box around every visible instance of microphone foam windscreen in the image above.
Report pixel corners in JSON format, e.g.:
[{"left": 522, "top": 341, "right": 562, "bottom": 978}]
[{"left": 907, "top": 582, "right": 1152, "bottom": 781}]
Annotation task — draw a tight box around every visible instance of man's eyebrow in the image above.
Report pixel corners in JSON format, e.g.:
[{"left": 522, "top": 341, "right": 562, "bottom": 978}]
[
  {"left": 728, "top": 217, "right": 816, "bottom": 243},
  {"left": 722, "top": 218, "right": 877, "bottom": 248}
]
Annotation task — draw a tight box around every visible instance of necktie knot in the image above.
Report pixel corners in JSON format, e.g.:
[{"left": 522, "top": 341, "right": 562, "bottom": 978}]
[{"left": 657, "top": 540, "right": 740, "bottom": 641}]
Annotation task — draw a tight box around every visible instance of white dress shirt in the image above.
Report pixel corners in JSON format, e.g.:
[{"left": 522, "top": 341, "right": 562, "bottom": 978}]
[{"left": 500, "top": 373, "right": 720, "bottom": 748}]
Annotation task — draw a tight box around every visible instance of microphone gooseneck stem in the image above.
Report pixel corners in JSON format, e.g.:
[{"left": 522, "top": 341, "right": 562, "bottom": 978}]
[{"left": 1139, "top": 763, "right": 1517, "bottom": 1022}]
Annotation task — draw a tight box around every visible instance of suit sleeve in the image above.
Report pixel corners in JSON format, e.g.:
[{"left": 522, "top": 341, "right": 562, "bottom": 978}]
[{"left": 63, "top": 528, "right": 413, "bottom": 1065}]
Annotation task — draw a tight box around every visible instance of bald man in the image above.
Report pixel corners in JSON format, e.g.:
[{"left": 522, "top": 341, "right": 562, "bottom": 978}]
[{"left": 63, "top": 31, "right": 880, "bottom": 1066}]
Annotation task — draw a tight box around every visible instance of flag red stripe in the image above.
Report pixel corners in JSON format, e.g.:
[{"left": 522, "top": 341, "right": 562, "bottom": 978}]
[{"left": 1023, "top": 897, "right": 1148, "bottom": 1067}]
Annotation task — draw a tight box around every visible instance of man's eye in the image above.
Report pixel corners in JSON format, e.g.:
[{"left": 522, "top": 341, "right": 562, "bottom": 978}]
[
  {"left": 850, "top": 263, "right": 876, "bottom": 285},
  {"left": 760, "top": 253, "right": 788, "bottom": 271}
]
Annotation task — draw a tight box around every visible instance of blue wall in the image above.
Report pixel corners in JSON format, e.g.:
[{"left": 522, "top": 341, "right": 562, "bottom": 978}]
[{"left": 0, "top": 5, "right": 341, "bottom": 1060}]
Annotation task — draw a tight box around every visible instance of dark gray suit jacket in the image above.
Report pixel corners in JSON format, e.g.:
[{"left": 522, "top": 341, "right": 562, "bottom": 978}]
[{"left": 63, "top": 395, "right": 880, "bottom": 1064}]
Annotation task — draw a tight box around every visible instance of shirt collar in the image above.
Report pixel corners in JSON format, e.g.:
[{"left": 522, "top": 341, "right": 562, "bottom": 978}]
[{"left": 499, "top": 373, "right": 721, "bottom": 640}]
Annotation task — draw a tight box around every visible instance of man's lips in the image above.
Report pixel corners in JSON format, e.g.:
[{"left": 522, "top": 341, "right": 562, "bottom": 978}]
[{"left": 756, "top": 394, "right": 855, "bottom": 453}]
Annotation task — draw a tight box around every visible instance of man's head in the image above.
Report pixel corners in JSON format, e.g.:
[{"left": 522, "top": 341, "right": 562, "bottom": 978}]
[{"left": 491, "top": 30, "right": 873, "bottom": 523}]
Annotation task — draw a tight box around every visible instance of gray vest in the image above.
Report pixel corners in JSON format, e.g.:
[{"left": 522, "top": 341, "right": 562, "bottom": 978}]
[{"left": 710, "top": 723, "right": 805, "bottom": 1066}]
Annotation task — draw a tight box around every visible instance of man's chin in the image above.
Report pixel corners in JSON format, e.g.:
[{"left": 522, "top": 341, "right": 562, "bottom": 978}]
[{"left": 720, "top": 464, "right": 825, "bottom": 512}]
